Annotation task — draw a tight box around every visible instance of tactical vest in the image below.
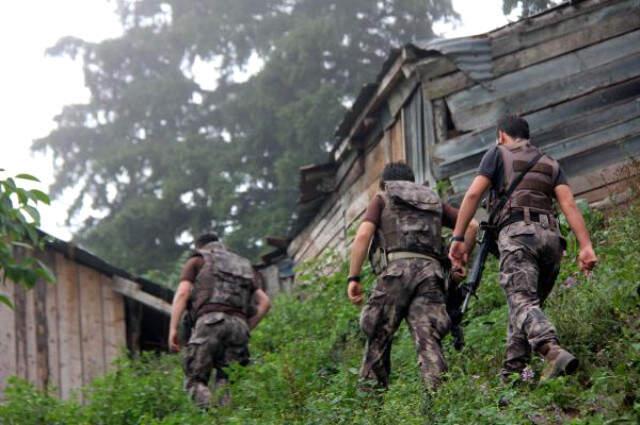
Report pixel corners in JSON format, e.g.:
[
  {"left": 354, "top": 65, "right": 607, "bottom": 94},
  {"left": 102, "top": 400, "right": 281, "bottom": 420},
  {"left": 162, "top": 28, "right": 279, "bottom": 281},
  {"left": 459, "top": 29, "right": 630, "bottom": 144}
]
[
  {"left": 492, "top": 141, "right": 560, "bottom": 225},
  {"left": 189, "top": 242, "right": 255, "bottom": 318},
  {"left": 377, "top": 181, "right": 443, "bottom": 257}
]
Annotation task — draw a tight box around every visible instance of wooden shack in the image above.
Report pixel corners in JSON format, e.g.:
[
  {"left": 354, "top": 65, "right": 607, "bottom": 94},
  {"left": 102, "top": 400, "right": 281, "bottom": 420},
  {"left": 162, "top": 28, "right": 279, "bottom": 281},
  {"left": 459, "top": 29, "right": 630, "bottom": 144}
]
[
  {"left": 288, "top": 0, "right": 640, "bottom": 263},
  {"left": 0, "top": 234, "right": 173, "bottom": 400}
]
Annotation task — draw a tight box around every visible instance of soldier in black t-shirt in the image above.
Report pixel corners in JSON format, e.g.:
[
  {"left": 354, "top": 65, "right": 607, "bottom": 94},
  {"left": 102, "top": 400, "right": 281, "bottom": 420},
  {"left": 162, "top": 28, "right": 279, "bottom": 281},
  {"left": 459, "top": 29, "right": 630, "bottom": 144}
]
[{"left": 449, "top": 115, "right": 597, "bottom": 382}]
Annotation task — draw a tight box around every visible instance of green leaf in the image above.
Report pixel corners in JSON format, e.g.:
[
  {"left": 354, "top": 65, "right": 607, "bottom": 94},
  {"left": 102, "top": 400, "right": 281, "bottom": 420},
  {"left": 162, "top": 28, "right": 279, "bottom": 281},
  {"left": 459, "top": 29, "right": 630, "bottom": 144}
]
[
  {"left": 36, "top": 260, "right": 56, "bottom": 283},
  {"left": 28, "top": 189, "right": 50, "bottom": 205},
  {"left": 10, "top": 241, "right": 34, "bottom": 250},
  {"left": 15, "top": 174, "right": 40, "bottom": 182},
  {"left": 23, "top": 205, "right": 41, "bottom": 224},
  {"left": 0, "top": 294, "right": 14, "bottom": 309}
]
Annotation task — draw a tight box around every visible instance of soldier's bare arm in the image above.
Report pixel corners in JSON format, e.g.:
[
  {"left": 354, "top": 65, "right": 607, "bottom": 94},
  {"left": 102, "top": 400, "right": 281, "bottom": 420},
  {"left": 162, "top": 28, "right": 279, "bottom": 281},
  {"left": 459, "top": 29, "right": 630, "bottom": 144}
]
[
  {"left": 449, "top": 175, "right": 491, "bottom": 268},
  {"left": 347, "top": 221, "right": 376, "bottom": 305},
  {"left": 554, "top": 184, "right": 598, "bottom": 273},
  {"left": 248, "top": 289, "right": 271, "bottom": 329},
  {"left": 169, "top": 280, "right": 193, "bottom": 352}
]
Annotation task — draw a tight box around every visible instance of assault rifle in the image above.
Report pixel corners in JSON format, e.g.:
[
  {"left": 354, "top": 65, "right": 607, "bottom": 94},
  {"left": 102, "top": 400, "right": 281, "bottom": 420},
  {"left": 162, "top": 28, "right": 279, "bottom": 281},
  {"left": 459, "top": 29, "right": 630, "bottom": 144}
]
[{"left": 459, "top": 150, "right": 544, "bottom": 315}]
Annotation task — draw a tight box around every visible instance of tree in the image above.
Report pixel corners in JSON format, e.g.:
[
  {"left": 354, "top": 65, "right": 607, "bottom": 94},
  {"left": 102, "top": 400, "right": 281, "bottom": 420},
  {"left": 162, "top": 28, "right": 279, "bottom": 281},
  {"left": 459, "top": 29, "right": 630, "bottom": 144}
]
[
  {"left": 0, "top": 171, "right": 53, "bottom": 308},
  {"left": 36, "top": 0, "right": 459, "bottom": 274}
]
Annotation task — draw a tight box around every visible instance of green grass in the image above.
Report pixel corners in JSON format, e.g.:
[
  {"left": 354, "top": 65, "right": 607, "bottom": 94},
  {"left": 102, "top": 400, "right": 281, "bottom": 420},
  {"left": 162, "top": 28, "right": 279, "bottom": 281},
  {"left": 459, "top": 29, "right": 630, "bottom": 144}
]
[{"left": 1, "top": 206, "right": 639, "bottom": 424}]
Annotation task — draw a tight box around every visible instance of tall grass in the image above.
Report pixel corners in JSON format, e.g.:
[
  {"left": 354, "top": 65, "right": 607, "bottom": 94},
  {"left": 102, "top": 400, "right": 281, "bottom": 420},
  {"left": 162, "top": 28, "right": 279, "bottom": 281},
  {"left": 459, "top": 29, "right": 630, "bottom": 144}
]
[{"left": 1, "top": 206, "right": 639, "bottom": 424}]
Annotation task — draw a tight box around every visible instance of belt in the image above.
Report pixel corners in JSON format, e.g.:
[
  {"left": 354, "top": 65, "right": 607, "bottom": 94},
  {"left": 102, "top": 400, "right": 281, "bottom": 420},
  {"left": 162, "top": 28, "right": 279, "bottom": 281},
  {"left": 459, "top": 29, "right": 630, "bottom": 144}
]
[
  {"left": 501, "top": 210, "right": 556, "bottom": 229},
  {"left": 197, "top": 303, "right": 247, "bottom": 320},
  {"left": 387, "top": 251, "right": 438, "bottom": 263}
]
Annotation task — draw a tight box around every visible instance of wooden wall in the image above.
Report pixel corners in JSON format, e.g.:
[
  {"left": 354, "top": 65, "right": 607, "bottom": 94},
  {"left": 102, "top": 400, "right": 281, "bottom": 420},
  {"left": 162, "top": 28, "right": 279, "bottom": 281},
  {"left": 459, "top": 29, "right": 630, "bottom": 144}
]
[
  {"left": 428, "top": 0, "right": 640, "bottom": 201},
  {"left": 289, "top": 115, "right": 406, "bottom": 263},
  {"left": 289, "top": 0, "right": 640, "bottom": 264},
  {"left": 0, "top": 250, "right": 126, "bottom": 400}
]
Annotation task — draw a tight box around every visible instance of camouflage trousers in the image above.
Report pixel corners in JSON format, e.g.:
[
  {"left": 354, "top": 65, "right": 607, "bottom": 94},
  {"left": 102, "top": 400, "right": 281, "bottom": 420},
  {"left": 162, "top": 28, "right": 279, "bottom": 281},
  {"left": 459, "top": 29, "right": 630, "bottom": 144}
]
[
  {"left": 498, "top": 220, "right": 563, "bottom": 377},
  {"left": 359, "top": 258, "right": 451, "bottom": 390},
  {"left": 182, "top": 311, "right": 250, "bottom": 408}
]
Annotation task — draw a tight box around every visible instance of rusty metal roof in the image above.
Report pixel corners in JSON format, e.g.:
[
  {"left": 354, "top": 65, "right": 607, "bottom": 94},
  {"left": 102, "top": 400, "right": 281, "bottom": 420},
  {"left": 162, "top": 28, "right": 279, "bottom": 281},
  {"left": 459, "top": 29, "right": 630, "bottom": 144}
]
[{"left": 413, "top": 36, "right": 493, "bottom": 82}]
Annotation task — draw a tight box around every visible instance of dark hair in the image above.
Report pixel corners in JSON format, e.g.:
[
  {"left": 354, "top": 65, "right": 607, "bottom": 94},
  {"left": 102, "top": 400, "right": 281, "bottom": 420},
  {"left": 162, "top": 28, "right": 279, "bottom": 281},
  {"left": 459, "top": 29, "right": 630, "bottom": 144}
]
[
  {"left": 380, "top": 162, "right": 415, "bottom": 189},
  {"left": 195, "top": 232, "right": 219, "bottom": 248},
  {"left": 497, "top": 115, "right": 530, "bottom": 140}
]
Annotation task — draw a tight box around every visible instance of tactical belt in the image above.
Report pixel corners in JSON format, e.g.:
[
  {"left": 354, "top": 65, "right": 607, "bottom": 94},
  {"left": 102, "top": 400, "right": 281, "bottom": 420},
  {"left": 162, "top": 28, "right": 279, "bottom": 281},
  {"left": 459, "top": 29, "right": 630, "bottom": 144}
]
[
  {"left": 501, "top": 210, "right": 557, "bottom": 230},
  {"left": 197, "top": 303, "right": 247, "bottom": 320},
  {"left": 387, "top": 251, "right": 438, "bottom": 263}
]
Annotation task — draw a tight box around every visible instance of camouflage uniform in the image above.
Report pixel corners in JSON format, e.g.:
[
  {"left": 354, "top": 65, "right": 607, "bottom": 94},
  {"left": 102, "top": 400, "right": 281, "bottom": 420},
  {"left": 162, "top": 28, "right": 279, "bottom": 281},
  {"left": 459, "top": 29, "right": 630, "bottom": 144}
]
[
  {"left": 360, "top": 258, "right": 450, "bottom": 390},
  {"left": 182, "top": 242, "right": 256, "bottom": 408},
  {"left": 488, "top": 140, "right": 566, "bottom": 377},
  {"left": 361, "top": 181, "right": 450, "bottom": 390},
  {"left": 498, "top": 220, "right": 562, "bottom": 376},
  {"left": 183, "top": 312, "right": 250, "bottom": 407}
]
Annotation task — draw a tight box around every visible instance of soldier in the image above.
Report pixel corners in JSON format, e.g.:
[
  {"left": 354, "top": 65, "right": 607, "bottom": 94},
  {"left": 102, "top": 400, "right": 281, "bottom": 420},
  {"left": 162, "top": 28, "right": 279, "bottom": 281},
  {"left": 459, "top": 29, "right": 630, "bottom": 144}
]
[
  {"left": 347, "top": 162, "right": 478, "bottom": 391},
  {"left": 168, "top": 233, "right": 271, "bottom": 408},
  {"left": 448, "top": 115, "right": 598, "bottom": 381}
]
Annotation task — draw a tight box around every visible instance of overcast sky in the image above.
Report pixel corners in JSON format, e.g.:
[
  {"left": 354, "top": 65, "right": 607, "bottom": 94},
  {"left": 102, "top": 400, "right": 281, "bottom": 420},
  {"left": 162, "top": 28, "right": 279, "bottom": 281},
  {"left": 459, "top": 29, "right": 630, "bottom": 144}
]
[{"left": 0, "top": 0, "right": 518, "bottom": 242}]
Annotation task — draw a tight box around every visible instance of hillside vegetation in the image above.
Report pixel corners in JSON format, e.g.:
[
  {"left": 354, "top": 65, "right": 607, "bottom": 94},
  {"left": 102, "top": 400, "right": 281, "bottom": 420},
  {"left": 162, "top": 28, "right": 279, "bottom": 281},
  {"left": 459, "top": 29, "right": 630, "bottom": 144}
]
[{"left": 1, "top": 203, "right": 639, "bottom": 424}]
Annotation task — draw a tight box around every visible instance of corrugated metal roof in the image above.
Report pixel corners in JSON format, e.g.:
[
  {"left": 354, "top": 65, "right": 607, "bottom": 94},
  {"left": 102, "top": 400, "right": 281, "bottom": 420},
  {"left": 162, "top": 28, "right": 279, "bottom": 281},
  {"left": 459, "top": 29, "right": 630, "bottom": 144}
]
[
  {"left": 413, "top": 36, "right": 494, "bottom": 82},
  {"left": 331, "top": 1, "right": 590, "bottom": 144}
]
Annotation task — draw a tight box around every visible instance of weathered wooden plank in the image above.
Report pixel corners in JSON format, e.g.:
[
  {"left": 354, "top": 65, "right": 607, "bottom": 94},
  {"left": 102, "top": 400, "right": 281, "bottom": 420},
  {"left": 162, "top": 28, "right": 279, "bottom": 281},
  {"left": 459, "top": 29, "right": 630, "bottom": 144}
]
[
  {"left": 423, "top": 97, "right": 437, "bottom": 187},
  {"left": 450, "top": 46, "right": 640, "bottom": 132},
  {"left": 101, "top": 275, "right": 126, "bottom": 370},
  {"left": 436, "top": 76, "right": 640, "bottom": 163},
  {"left": 13, "top": 283, "right": 27, "bottom": 380},
  {"left": 427, "top": 3, "right": 640, "bottom": 103},
  {"left": 450, "top": 121, "right": 640, "bottom": 195},
  {"left": 78, "top": 265, "right": 106, "bottom": 386},
  {"left": 422, "top": 71, "right": 472, "bottom": 100},
  {"left": 569, "top": 160, "right": 637, "bottom": 196},
  {"left": 544, "top": 116, "right": 640, "bottom": 162},
  {"left": 491, "top": 0, "right": 637, "bottom": 58},
  {"left": 112, "top": 277, "right": 172, "bottom": 316},
  {"left": 294, "top": 204, "right": 345, "bottom": 262},
  {"left": 411, "top": 56, "right": 458, "bottom": 81},
  {"left": 449, "top": 29, "right": 640, "bottom": 118},
  {"left": 25, "top": 284, "right": 38, "bottom": 387},
  {"left": 0, "top": 279, "right": 16, "bottom": 397},
  {"left": 494, "top": 9, "right": 640, "bottom": 76},
  {"left": 437, "top": 89, "right": 640, "bottom": 178},
  {"left": 34, "top": 276, "right": 50, "bottom": 391},
  {"left": 44, "top": 253, "right": 61, "bottom": 397},
  {"left": 387, "top": 76, "right": 419, "bottom": 120},
  {"left": 389, "top": 115, "right": 405, "bottom": 162},
  {"left": 55, "top": 252, "right": 83, "bottom": 400},
  {"left": 433, "top": 99, "right": 448, "bottom": 145}
]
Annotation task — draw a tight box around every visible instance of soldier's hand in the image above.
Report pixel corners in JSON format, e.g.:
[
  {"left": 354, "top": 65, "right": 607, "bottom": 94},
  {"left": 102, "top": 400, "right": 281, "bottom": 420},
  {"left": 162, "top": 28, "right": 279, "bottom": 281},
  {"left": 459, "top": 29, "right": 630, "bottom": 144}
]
[
  {"left": 451, "top": 266, "right": 466, "bottom": 284},
  {"left": 347, "top": 280, "right": 364, "bottom": 305},
  {"left": 449, "top": 240, "right": 468, "bottom": 270},
  {"left": 578, "top": 245, "right": 598, "bottom": 275},
  {"left": 169, "top": 328, "right": 180, "bottom": 352}
]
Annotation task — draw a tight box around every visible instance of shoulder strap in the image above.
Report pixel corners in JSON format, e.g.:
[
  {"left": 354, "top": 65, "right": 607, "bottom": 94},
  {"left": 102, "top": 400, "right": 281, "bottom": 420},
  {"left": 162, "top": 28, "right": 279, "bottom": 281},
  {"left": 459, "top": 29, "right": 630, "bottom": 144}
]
[{"left": 488, "top": 151, "right": 544, "bottom": 225}]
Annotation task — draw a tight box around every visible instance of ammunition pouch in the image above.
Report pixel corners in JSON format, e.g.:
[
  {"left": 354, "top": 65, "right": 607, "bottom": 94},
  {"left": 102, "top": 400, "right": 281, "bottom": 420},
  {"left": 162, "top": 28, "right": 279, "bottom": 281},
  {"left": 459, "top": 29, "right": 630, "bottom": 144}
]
[{"left": 368, "top": 232, "right": 387, "bottom": 275}]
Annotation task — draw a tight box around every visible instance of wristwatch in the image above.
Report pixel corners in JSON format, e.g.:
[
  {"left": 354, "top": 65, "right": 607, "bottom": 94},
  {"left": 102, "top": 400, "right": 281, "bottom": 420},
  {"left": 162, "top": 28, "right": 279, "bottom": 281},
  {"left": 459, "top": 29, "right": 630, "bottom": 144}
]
[
  {"left": 347, "top": 275, "right": 361, "bottom": 284},
  {"left": 450, "top": 235, "right": 465, "bottom": 243}
]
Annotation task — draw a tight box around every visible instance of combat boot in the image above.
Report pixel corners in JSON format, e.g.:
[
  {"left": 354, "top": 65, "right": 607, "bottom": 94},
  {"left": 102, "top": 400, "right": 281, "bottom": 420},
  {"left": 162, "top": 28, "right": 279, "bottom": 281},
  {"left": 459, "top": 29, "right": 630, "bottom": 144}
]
[{"left": 540, "top": 343, "right": 578, "bottom": 381}]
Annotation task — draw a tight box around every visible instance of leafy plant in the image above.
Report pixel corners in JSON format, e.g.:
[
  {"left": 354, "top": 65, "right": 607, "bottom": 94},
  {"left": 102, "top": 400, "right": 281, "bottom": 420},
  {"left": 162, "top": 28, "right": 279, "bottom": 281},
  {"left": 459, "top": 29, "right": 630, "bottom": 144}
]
[
  {"left": 2, "top": 202, "right": 639, "bottom": 424},
  {"left": 0, "top": 170, "right": 53, "bottom": 308}
]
